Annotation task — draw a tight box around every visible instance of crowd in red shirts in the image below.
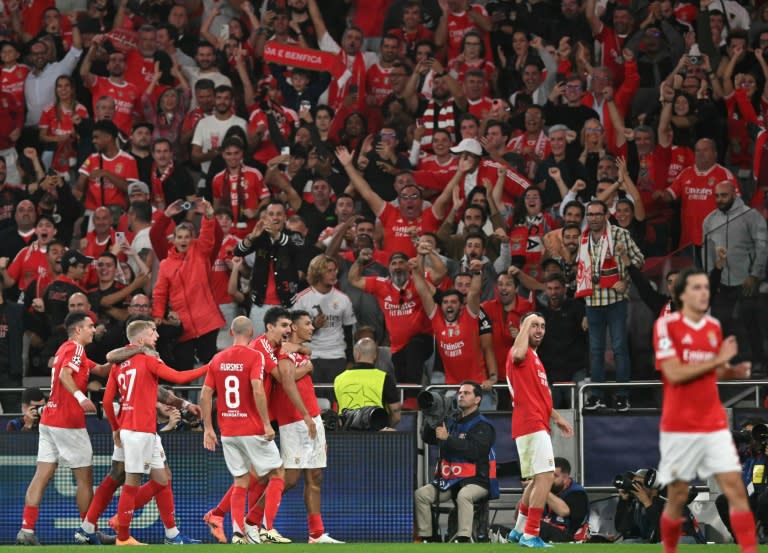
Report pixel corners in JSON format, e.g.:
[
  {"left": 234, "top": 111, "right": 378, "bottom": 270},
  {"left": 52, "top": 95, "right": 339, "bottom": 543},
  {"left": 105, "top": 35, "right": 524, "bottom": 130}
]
[{"left": 0, "top": 0, "right": 766, "bottom": 414}]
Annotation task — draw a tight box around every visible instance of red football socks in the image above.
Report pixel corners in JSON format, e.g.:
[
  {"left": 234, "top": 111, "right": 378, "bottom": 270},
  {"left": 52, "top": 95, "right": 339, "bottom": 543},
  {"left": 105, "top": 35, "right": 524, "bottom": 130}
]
[
  {"left": 730, "top": 509, "right": 757, "bottom": 553},
  {"left": 524, "top": 506, "right": 543, "bottom": 537},
  {"left": 248, "top": 475, "right": 267, "bottom": 511},
  {"left": 231, "top": 487, "right": 247, "bottom": 533},
  {"left": 134, "top": 480, "right": 163, "bottom": 511},
  {"left": 21, "top": 505, "right": 39, "bottom": 532},
  {"left": 660, "top": 512, "right": 683, "bottom": 553},
  {"left": 155, "top": 483, "right": 176, "bottom": 530},
  {"left": 116, "top": 484, "right": 138, "bottom": 541},
  {"left": 85, "top": 475, "right": 120, "bottom": 524},
  {"left": 308, "top": 513, "right": 325, "bottom": 539},
  {"left": 263, "top": 477, "right": 285, "bottom": 529},
  {"left": 213, "top": 485, "right": 233, "bottom": 516}
]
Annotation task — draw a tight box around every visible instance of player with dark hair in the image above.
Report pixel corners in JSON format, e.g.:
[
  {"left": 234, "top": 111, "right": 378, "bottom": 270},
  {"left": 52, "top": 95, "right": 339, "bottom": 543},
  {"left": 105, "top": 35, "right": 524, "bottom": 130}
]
[
  {"left": 17, "top": 313, "right": 109, "bottom": 546},
  {"left": 653, "top": 267, "right": 755, "bottom": 553},
  {"left": 506, "top": 312, "right": 573, "bottom": 548}
]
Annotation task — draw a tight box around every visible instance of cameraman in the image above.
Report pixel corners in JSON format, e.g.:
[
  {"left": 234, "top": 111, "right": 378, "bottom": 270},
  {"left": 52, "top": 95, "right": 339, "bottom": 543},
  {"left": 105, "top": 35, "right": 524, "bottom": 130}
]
[
  {"left": 540, "top": 457, "right": 590, "bottom": 542},
  {"left": 6, "top": 388, "right": 47, "bottom": 432},
  {"left": 614, "top": 469, "right": 701, "bottom": 543},
  {"left": 415, "top": 381, "right": 497, "bottom": 543},
  {"left": 716, "top": 418, "right": 768, "bottom": 538}
]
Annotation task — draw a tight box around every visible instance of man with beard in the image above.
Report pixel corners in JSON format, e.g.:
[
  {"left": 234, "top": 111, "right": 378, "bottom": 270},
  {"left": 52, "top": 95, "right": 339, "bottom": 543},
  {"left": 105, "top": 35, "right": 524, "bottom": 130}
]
[
  {"left": 585, "top": 0, "right": 635, "bottom": 85},
  {"left": 413, "top": 255, "right": 494, "bottom": 390},
  {"left": 365, "top": 34, "right": 402, "bottom": 107},
  {"left": 521, "top": 222, "right": 582, "bottom": 297},
  {"left": 506, "top": 106, "right": 551, "bottom": 181},
  {"left": 126, "top": 123, "right": 154, "bottom": 184},
  {"left": 182, "top": 42, "right": 232, "bottom": 108},
  {"left": 0, "top": 200, "right": 37, "bottom": 262},
  {"left": 287, "top": 0, "right": 319, "bottom": 48},
  {"left": 80, "top": 37, "right": 140, "bottom": 137},
  {"left": 317, "top": 194, "right": 356, "bottom": 252},
  {"left": 452, "top": 230, "right": 507, "bottom": 300},
  {"left": 438, "top": 201, "right": 506, "bottom": 262},
  {"left": 544, "top": 202, "right": 584, "bottom": 260},
  {"left": 539, "top": 457, "right": 589, "bottom": 542},
  {"left": 703, "top": 182, "right": 767, "bottom": 370},
  {"left": 147, "top": 139, "right": 197, "bottom": 213},
  {"left": 506, "top": 313, "right": 573, "bottom": 547},
  {"left": 180, "top": 79, "right": 216, "bottom": 152},
  {"left": 191, "top": 85, "right": 247, "bottom": 181},
  {"left": 536, "top": 274, "right": 588, "bottom": 408},
  {"left": 247, "top": 76, "right": 299, "bottom": 166}
]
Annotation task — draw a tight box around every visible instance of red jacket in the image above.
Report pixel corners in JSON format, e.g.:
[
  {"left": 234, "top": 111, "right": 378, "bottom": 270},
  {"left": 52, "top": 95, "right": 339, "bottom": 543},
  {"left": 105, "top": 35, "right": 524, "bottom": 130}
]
[{"left": 151, "top": 215, "right": 225, "bottom": 342}]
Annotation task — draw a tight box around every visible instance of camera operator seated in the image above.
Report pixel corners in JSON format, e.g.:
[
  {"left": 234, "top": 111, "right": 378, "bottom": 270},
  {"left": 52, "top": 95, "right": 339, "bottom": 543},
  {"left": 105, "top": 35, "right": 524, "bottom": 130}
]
[
  {"left": 614, "top": 468, "right": 702, "bottom": 543},
  {"left": 717, "top": 418, "right": 768, "bottom": 540},
  {"left": 415, "top": 381, "right": 498, "bottom": 543},
  {"left": 540, "top": 457, "right": 590, "bottom": 542},
  {"left": 334, "top": 338, "right": 402, "bottom": 428},
  {"left": 5, "top": 388, "right": 47, "bottom": 432}
]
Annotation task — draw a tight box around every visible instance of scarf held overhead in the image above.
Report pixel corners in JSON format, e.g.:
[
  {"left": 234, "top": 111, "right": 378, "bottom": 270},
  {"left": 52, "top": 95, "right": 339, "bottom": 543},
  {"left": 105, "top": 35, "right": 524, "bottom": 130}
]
[{"left": 575, "top": 222, "right": 620, "bottom": 298}]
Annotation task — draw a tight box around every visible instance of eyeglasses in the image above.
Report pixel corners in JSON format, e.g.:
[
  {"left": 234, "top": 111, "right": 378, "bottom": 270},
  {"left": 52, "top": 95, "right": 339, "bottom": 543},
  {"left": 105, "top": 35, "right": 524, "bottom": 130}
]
[{"left": 399, "top": 193, "right": 420, "bottom": 200}]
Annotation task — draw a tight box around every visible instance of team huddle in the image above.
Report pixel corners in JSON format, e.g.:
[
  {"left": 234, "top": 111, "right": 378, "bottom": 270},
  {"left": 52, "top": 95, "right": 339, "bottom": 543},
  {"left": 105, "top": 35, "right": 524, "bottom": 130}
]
[{"left": 16, "top": 308, "right": 341, "bottom": 546}]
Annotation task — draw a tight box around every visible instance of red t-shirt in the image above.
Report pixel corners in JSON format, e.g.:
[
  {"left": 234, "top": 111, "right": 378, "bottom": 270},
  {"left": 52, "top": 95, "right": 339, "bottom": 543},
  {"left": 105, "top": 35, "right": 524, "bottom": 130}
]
[
  {"left": 211, "top": 234, "right": 240, "bottom": 304},
  {"left": 247, "top": 106, "right": 299, "bottom": 165},
  {"left": 450, "top": 58, "right": 495, "bottom": 93},
  {"left": 595, "top": 25, "right": 628, "bottom": 85},
  {"left": 78, "top": 150, "right": 139, "bottom": 210},
  {"left": 1, "top": 64, "right": 30, "bottom": 108},
  {"left": 481, "top": 296, "right": 536, "bottom": 374},
  {"left": 8, "top": 243, "right": 49, "bottom": 291},
  {"left": 363, "top": 276, "right": 432, "bottom": 354},
  {"left": 667, "top": 164, "right": 739, "bottom": 247},
  {"left": 211, "top": 165, "right": 268, "bottom": 234},
  {"left": 366, "top": 63, "right": 394, "bottom": 104},
  {"left": 205, "top": 344, "right": 268, "bottom": 436},
  {"left": 41, "top": 340, "right": 95, "bottom": 429},
  {"left": 430, "top": 306, "right": 486, "bottom": 384},
  {"left": 446, "top": 5, "right": 489, "bottom": 60},
  {"left": 466, "top": 96, "right": 493, "bottom": 120},
  {"left": 86, "top": 77, "right": 139, "bottom": 136},
  {"left": 378, "top": 202, "right": 440, "bottom": 258},
  {"left": 507, "top": 347, "right": 553, "bottom": 438},
  {"left": 654, "top": 312, "right": 728, "bottom": 432},
  {"left": 416, "top": 154, "right": 459, "bottom": 174},
  {"left": 39, "top": 102, "right": 90, "bottom": 174},
  {"left": 272, "top": 350, "right": 320, "bottom": 426}
]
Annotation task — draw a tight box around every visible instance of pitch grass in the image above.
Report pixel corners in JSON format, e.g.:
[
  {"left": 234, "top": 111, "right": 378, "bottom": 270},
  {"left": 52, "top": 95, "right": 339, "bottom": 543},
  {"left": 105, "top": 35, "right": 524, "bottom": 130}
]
[{"left": 0, "top": 545, "right": 767, "bottom": 552}]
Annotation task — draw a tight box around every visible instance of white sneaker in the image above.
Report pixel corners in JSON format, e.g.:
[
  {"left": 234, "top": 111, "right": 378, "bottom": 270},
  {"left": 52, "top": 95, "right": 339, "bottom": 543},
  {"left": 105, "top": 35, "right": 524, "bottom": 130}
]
[
  {"left": 243, "top": 523, "right": 261, "bottom": 544},
  {"left": 309, "top": 533, "right": 345, "bottom": 544},
  {"left": 260, "top": 527, "right": 292, "bottom": 544},
  {"left": 231, "top": 532, "right": 247, "bottom": 544}
]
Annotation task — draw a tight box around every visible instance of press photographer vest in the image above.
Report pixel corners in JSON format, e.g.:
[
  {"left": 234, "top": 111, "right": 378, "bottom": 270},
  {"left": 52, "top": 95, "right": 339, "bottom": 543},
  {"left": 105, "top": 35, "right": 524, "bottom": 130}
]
[
  {"left": 334, "top": 368, "right": 387, "bottom": 412},
  {"left": 544, "top": 482, "right": 589, "bottom": 530},
  {"left": 435, "top": 414, "right": 500, "bottom": 499}
]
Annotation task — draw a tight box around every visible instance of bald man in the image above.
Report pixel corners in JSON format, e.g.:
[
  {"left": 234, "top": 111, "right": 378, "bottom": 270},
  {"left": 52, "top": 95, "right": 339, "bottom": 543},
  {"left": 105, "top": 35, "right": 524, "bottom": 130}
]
[
  {"left": 703, "top": 181, "right": 768, "bottom": 367},
  {"left": 334, "top": 338, "right": 401, "bottom": 427}
]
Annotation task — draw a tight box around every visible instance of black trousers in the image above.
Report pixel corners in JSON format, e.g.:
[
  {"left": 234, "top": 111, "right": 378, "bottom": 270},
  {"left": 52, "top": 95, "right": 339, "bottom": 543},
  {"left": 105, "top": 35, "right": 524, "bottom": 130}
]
[
  {"left": 173, "top": 329, "right": 219, "bottom": 371},
  {"left": 392, "top": 334, "right": 434, "bottom": 386}
]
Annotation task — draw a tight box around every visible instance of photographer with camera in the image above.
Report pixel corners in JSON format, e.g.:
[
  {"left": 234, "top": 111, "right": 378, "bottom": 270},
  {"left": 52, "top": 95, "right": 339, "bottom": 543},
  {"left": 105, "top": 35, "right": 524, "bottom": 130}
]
[
  {"left": 6, "top": 388, "right": 48, "bottom": 432},
  {"left": 717, "top": 418, "right": 768, "bottom": 541},
  {"left": 614, "top": 468, "right": 702, "bottom": 544},
  {"left": 415, "top": 381, "right": 498, "bottom": 543}
]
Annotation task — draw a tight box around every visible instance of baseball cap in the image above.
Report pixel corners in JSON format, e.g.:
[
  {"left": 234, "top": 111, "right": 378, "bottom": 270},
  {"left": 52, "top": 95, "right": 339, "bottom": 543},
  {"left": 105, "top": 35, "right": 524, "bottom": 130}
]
[
  {"left": 61, "top": 250, "right": 93, "bottom": 272},
  {"left": 21, "top": 387, "right": 47, "bottom": 405},
  {"left": 389, "top": 252, "right": 409, "bottom": 264},
  {"left": 127, "top": 180, "right": 150, "bottom": 195},
  {"left": 450, "top": 138, "right": 483, "bottom": 156}
]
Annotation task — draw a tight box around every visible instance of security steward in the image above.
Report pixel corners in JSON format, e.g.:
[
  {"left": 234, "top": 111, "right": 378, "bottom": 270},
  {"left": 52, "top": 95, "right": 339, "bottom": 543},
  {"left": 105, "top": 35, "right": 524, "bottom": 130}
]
[
  {"left": 334, "top": 338, "right": 402, "bottom": 427},
  {"left": 415, "top": 380, "right": 498, "bottom": 543}
]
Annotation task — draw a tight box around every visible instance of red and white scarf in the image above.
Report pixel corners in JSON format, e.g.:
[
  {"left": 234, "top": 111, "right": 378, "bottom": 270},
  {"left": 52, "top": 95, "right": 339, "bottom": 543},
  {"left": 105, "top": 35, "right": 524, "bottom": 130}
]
[
  {"left": 575, "top": 223, "right": 620, "bottom": 298},
  {"left": 150, "top": 162, "right": 174, "bottom": 208},
  {"left": 328, "top": 49, "right": 366, "bottom": 111}
]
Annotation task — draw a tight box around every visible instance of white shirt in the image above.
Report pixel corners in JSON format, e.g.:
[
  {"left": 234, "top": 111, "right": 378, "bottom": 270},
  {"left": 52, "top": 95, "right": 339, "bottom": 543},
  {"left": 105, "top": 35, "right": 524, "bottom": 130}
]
[
  {"left": 292, "top": 286, "right": 356, "bottom": 359},
  {"left": 181, "top": 66, "right": 232, "bottom": 108},
  {"left": 191, "top": 114, "right": 247, "bottom": 175}
]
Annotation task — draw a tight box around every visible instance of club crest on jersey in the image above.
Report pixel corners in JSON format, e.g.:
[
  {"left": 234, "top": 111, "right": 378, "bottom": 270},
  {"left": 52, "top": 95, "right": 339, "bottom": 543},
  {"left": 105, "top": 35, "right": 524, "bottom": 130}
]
[
  {"left": 708, "top": 331, "right": 718, "bottom": 347},
  {"left": 115, "top": 163, "right": 124, "bottom": 173}
]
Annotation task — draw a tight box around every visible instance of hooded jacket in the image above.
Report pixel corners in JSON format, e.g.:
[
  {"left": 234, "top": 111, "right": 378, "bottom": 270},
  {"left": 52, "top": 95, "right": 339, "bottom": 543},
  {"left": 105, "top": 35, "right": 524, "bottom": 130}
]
[
  {"left": 702, "top": 197, "right": 768, "bottom": 286},
  {"left": 152, "top": 215, "right": 225, "bottom": 342}
]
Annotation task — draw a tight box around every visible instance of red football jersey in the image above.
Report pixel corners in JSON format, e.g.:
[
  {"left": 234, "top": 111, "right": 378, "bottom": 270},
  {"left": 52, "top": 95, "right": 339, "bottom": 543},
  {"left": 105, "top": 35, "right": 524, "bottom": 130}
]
[
  {"left": 272, "top": 350, "right": 320, "bottom": 426},
  {"left": 249, "top": 334, "right": 280, "bottom": 409},
  {"left": 378, "top": 202, "right": 440, "bottom": 258},
  {"left": 205, "top": 345, "right": 268, "bottom": 436},
  {"left": 247, "top": 106, "right": 299, "bottom": 165},
  {"left": 79, "top": 150, "right": 139, "bottom": 210},
  {"left": 105, "top": 353, "right": 206, "bottom": 433},
  {"left": 666, "top": 163, "right": 739, "bottom": 247},
  {"left": 363, "top": 276, "right": 432, "bottom": 354},
  {"left": 653, "top": 312, "right": 728, "bottom": 433},
  {"left": 506, "top": 347, "right": 553, "bottom": 438},
  {"left": 482, "top": 296, "right": 536, "bottom": 375},
  {"left": 211, "top": 234, "right": 240, "bottom": 304},
  {"left": 41, "top": 340, "right": 95, "bottom": 429},
  {"left": 8, "top": 244, "right": 49, "bottom": 291},
  {"left": 86, "top": 76, "right": 139, "bottom": 135},
  {"left": 466, "top": 96, "right": 493, "bottom": 120},
  {"left": 450, "top": 58, "right": 495, "bottom": 93},
  {"left": 366, "top": 63, "right": 394, "bottom": 104},
  {"left": 211, "top": 165, "right": 268, "bottom": 230},
  {"left": 446, "top": 5, "right": 489, "bottom": 60},
  {"left": 416, "top": 154, "right": 459, "bottom": 174},
  {"left": 39, "top": 102, "right": 90, "bottom": 174},
  {"left": 430, "top": 306, "right": 486, "bottom": 384},
  {"left": 1, "top": 64, "right": 29, "bottom": 108}
]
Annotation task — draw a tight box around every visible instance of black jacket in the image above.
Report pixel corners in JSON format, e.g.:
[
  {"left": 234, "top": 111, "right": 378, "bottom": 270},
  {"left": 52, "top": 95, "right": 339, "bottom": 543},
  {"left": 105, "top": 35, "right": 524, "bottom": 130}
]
[{"left": 234, "top": 230, "right": 315, "bottom": 307}]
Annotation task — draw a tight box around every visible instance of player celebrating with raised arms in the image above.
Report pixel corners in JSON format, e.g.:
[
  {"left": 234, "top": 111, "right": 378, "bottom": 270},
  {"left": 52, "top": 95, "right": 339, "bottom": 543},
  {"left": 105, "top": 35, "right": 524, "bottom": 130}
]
[
  {"left": 201, "top": 316, "right": 286, "bottom": 544},
  {"left": 506, "top": 312, "right": 573, "bottom": 548},
  {"left": 17, "top": 313, "right": 110, "bottom": 546},
  {"left": 102, "top": 320, "right": 207, "bottom": 545},
  {"left": 654, "top": 267, "right": 755, "bottom": 553}
]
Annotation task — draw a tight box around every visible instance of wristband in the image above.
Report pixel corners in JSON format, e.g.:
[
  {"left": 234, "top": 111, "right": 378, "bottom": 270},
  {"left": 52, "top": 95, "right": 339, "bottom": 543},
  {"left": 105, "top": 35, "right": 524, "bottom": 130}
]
[{"left": 74, "top": 390, "right": 87, "bottom": 404}]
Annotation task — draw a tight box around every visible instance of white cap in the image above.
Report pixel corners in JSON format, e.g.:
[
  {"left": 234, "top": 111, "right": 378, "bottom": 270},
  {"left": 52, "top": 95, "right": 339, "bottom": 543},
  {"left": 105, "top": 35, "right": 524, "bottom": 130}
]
[{"left": 450, "top": 138, "right": 483, "bottom": 156}]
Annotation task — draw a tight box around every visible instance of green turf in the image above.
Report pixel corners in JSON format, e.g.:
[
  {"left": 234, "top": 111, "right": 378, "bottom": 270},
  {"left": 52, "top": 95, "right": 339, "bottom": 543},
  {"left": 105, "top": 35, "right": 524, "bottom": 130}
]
[{"left": 1, "top": 544, "right": 767, "bottom": 552}]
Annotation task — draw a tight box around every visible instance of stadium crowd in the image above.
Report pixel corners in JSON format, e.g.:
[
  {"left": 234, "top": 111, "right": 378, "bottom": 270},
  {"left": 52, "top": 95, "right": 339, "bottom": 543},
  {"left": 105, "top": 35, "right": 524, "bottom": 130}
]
[{"left": 0, "top": 0, "right": 766, "bottom": 418}]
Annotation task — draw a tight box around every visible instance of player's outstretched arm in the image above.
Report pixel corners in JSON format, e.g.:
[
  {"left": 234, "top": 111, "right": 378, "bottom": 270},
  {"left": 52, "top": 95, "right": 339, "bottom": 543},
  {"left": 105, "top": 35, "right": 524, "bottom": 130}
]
[
  {"left": 200, "top": 385, "right": 218, "bottom": 452},
  {"left": 155, "top": 362, "right": 209, "bottom": 384}
]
